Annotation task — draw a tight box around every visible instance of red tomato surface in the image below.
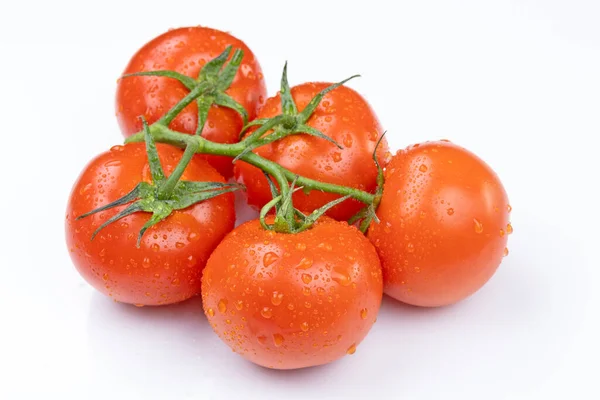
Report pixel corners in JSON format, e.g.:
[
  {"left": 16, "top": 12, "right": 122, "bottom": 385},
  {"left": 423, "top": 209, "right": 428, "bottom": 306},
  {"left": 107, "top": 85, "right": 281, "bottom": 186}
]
[
  {"left": 65, "top": 143, "right": 235, "bottom": 306},
  {"left": 201, "top": 217, "right": 383, "bottom": 369},
  {"left": 368, "top": 141, "right": 511, "bottom": 307},
  {"left": 234, "top": 82, "right": 389, "bottom": 220},
  {"left": 116, "top": 26, "right": 267, "bottom": 178}
]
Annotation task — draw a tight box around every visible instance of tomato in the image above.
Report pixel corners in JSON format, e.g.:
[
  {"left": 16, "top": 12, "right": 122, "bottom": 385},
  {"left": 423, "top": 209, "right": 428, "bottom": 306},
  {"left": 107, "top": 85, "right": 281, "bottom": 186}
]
[
  {"left": 65, "top": 143, "right": 235, "bottom": 306},
  {"left": 201, "top": 217, "right": 383, "bottom": 369},
  {"left": 233, "top": 82, "right": 389, "bottom": 221},
  {"left": 116, "top": 26, "right": 267, "bottom": 178},
  {"left": 367, "top": 141, "right": 511, "bottom": 307}
]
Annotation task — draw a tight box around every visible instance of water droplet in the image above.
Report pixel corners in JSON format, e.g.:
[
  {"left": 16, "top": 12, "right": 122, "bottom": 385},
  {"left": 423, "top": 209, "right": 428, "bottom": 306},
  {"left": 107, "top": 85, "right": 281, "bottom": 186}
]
[
  {"left": 260, "top": 307, "right": 273, "bottom": 319},
  {"left": 500, "top": 229, "right": 505, "bottom": 237},
  {"left": 473, "top": 218, "right": 484, "bottom": 233},
  {"left": 187, "top": 231, "right": 199, "bottom": 241},
  {"left": 104, "top": 160, "right": 122, "bottom": 167},
  {"left": 406, "top": 242, "right": 415, "bottom": 253},
  {"left": 151, "top": 243, "right": 160, "bottom": 252},
  {"left": 287, "top": 303, "right": 295, "bottom": 311},
  {"left": 295, "top": 242, "right": 306, "bottom": 251},
  {"left": 360, "top": 308, "right": 368, "bottom": 319},
  {"left": 257, "top": 287, "right": 265, "bottom": 296},
  {"left": 235, "top": 300, "right": 244, "bottom": 310},
  {"left": 301, "top": 273, "right": 313, "bottom": 284},
  {"left": 303, "top": 287, "right": 311, "bottom": 296},
  {"left": 263, "top": 252, "right": 279, "bottom": 267},
  {"left": 271, "top": 291, "right": 284, "bottom": 306},
  {"left": 343, "top": 135, "right": 353, "bottom": 147},
  {"left": 506, "top": 223, "right": 513, "bottom": 234},
  {"left": 304, "top": 301, "right": 312, "bottom": 308},
  {"left": 419, "top": 211, "right": 426, "bottom": 219},
  {"left": 134, "top": 304, "right": 144, "bottom": 308},
  {"left": 332, "top": 267, "right": 351, "bottom": 286},
  {"left": 142, "top": 257, "right": 151, "bottom": 268},
  {"left": 79, "top": 183, "right": 92, "bottom": 195},
  {"left": 447, "top": 208, "right": 454, "bottom": 216},
  {"left": 414, "top": 266, "right": 421, "bottom": 273},
  {"left": 110, "top": 145, "right": 124, "bottom": 152},
  {"left": 171, "top": 278, "right": 180, "bottom": 285},
  {"left": 419, "top": 164, "right": 428, "bottom": 172},
  {"left": 187, "top": 255, "right": 196, "bottom": 266},
  {"left": 503, "top": 247, "right": 509, "bottom": 257},
  {"left": 300, "top": 322, "right": 309, "bottom": 332},
  {"left": 317, "top": 242, "right": 333, "bottom": 251},
  {"left": 507, "top": 204, "right": 512, "bottom": 213},
  {"left": 332, "top": 152, "right": 342, "bottom": 163},
  {"left": 257, "top": 335, "right": 267, "bottom": 345},
  {"left": 218, "top": 299, "right": 228, "bottom": 313},
  {"left": 175, "top": 242, "right": 185, "bottom": 249},
  {"left": 296, "top": 257, "right": 313, "bottom": 270},
  {"left": 347, "top": 343, "right": 357, "bottom": 355},
  {"left": 368, "top": 131, "right": 378, "bottom": 141},
  {"left": 102, "top": 273, "right": 109, "bottom": 281},
  {"left": 273, "top": 333, "right": 285, "bottom": 347}
]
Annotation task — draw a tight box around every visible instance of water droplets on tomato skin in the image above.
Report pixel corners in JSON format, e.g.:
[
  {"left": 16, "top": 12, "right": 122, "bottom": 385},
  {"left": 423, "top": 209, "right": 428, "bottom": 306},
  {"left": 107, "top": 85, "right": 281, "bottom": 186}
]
[
  {"left": 447, "top": 208, "right": 455, "bottom": 216},
  {"left": 273, "top": 333, "right": 285, "bottom": 347},
  {"left": 295, "top": 242, "right": 307, "bottom": 251},
  {"left": 503, "top": 247, "right": 509, "bottom": 257},
  {"left": 235, "top": 300, "right": 244, "bottom": 310},
  {"left": 218, "top": 299, "right": 228, "bottom": 313},
  {"left": 300, "top": 322, "right": 309, "bottom": 332},
  {"left": 419, "top": 164, "right": 428, "bottom": 172},
  {"left": 296, "top": 257, "right": 313, "bottom": 270},
  {"left": 331, "top": 267, "right": 352, "bottom": 286},
  {"left": 261, "top": 307, "right": 273, "bottom": 319},
  {"left": 263, "top": 252, "right": 279, "bottom": 267},
  {"left": 207, "top": 308, "right": 215, "bottom": 317},
  {"left": 347, "top": 343, "right": 357, "bottom": 355},
  {"left": 507, "top": 204, "right": 512, "bottom": 213},
  {"left": 301, "top": 273, "right": 313, "bottom": 284},
  {"left": 473, "top": 218, "right": 484, "bottom": 234},
  {"left": 110, "top": 145, "right": 125, "bottom": 152},
  {"left": 142, "top": 257, "right": 151, "bottom": 268},
  {"left": 360, "top": 308, "right": 368, "bottom": 320},
  {"left": 271, "top": 291, "right": 284, "bottom": 306},
  {"left": 506, "top": 223, "right": 513, "bottom": 234}
]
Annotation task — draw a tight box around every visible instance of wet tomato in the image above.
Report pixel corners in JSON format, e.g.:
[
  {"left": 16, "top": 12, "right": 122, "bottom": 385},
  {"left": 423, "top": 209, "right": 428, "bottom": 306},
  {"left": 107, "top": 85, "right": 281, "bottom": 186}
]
[
  {"left": 65, "top": 143, "right": 235, "bottom": 306},
  {"left": 368, "top": 141, "right": 511, "bottom": 307},
  {"left": 201, "top": 217, "right": 383, "bottom": 369},
  {"left": 116, "top": 26, "right": 267, "bottom": 178},
  {"left": 234, "top": 82, "right": 389, "bottom": 220}
]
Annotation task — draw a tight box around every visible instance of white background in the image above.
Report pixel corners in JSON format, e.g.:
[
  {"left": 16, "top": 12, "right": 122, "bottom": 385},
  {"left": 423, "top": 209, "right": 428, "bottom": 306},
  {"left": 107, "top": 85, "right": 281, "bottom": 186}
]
[{"left": 1, "top": 0, "right": 598, "bottom": 399}]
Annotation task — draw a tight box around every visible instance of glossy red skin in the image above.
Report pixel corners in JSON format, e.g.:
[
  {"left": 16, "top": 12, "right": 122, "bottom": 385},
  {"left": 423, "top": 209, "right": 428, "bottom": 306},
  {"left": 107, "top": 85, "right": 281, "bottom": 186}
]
[
  {"left": 234, "top": 83, "right": 389, "bottom": 221},
  {"left": 65, "top": 143, "right": 235, "bottom": 306},
  {"left": 116, "top": 26, "right": 267, "bottom": 178},
  {"left": 201, "top": 217, "right": 383, "bottom": 369},
  {"left": 368, "top": 141, "right": 511, "bottom": 307}
]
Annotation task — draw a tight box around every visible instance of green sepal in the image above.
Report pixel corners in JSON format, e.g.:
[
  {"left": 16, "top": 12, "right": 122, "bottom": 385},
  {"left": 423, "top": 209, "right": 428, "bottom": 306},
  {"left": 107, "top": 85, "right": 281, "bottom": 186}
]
[{"left": 121, "top": 70, "right": 196, "bottom": 90}]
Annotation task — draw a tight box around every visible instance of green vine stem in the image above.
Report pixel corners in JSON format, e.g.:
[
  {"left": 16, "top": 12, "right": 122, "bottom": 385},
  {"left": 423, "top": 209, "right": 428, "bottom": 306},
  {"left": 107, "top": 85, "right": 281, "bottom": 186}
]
[
  {"left": 128, "top": 123, "right": 375, "bottom": 206},
  {"left": 121, "top": 51, "right": 379, "bottom": 233}
]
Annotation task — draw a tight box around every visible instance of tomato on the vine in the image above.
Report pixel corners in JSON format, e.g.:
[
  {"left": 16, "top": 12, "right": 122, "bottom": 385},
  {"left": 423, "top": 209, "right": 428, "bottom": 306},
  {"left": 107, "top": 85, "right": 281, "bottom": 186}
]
[
  {"left": 234, "top": 82, "right": 389, "bottom": 221},
  {"left": 116, "top": 26, "right": 267, "bottom": 178},
  {"left": 201, "top": 217, "right": 383, "bottom": 369},
  {"left": 65, "top": 142, "right": 235, "bottom": 306},
  {"left": 368, "top": 141, "right": 511, "bottom": 307}
]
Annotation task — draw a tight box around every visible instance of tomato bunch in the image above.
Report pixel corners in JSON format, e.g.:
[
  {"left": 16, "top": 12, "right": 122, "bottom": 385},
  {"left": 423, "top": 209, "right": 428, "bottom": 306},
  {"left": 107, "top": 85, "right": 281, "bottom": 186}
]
[{"left": 66, "top": 26, "right": 512, "bottom": 370}]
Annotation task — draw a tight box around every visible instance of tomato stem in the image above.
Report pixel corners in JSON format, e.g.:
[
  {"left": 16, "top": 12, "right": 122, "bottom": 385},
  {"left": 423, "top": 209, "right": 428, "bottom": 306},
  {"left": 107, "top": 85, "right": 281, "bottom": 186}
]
[
  {"left": 134, "top": 123, "right": 376, "bottom": 205},
  {"left": 157, "top": 140, "right": 199, "bottom": 199}
]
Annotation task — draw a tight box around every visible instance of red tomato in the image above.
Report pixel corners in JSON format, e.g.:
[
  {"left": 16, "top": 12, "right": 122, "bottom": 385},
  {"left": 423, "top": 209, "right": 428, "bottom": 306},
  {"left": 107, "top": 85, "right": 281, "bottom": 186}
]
[
  {"left": 234, "top": 82, "right": 389, "bottom": 221},
  {"left": 116, "top": 26, "right": 267, "bottom": 178},
  {"left": 65, "top": 143, "right": 235, "bottom": 306},
  {"left": 201, "top": 217, "right": 383, "bottom": 369},
  {"left": 368, "top": 141, "right": 511, "bottom": 307}
]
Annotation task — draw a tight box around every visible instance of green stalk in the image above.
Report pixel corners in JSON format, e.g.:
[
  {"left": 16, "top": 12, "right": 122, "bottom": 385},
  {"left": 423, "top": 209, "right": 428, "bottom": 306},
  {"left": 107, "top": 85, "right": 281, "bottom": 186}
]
[{"left": 134, "top": 124, "right": 375, "bottom": 205}]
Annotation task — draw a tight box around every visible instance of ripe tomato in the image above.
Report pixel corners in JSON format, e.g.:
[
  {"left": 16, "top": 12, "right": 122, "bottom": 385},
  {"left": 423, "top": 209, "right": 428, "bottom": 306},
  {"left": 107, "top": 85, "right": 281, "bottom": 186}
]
[
  {"left": 234, "top": 82, "right": 389, "bottom": 221},
  {"left": 65, "top": 143, "right": 235, "bottom": 306},
  {"left": 201, "top": 217, "right": 383, "bottom": 369},
  {"left": 368, "top": 141, "right": 511, "bottom": 307},
  {"left": 116, "top": 26, "right": 267, "bottom": 178}
]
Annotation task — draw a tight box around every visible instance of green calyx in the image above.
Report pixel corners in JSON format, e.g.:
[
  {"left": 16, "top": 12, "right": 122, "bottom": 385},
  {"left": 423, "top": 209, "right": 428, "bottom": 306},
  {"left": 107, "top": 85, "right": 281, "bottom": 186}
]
[
  {"left": 259, "top": 173, "right": 352, "bottom": 234},
  {"left": 348, "top": 132, "right": 387, "bottom": 233},
  {"left": 234, "top": 63, "right": 359, "bottom": 162},
  {"left": 122, "top": 45, "right": 248, "bottom": 136},
  {"left": 77, "top": 118, "right": 242, "bottom": 246}
]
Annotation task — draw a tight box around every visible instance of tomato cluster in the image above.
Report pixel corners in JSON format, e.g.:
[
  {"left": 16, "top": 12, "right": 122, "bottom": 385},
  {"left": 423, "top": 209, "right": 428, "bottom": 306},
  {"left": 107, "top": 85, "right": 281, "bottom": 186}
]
[{"left": 65, "top": 26, "right": 512, "bottom": 370}]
